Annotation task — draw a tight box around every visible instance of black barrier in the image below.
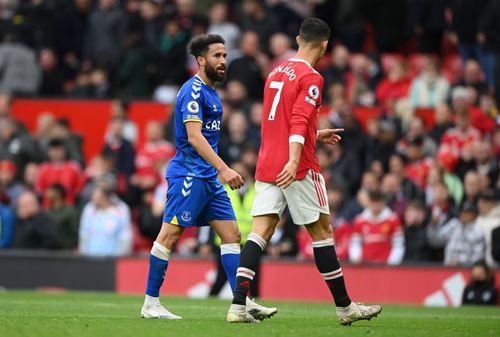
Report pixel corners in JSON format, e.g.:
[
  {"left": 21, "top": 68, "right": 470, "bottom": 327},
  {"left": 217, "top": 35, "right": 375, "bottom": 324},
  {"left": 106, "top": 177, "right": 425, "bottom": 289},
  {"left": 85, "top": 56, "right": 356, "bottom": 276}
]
[{"left": 0, "top": 250, "right": 116, "bottom": 291}]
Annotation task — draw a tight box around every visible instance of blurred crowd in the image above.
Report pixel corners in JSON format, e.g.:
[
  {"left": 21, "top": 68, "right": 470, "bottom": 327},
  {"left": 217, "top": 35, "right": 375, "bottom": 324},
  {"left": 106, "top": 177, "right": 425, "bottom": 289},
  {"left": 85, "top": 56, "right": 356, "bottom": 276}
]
[{"left": 0, "top": 0, "right": 499, "bottom": 271}]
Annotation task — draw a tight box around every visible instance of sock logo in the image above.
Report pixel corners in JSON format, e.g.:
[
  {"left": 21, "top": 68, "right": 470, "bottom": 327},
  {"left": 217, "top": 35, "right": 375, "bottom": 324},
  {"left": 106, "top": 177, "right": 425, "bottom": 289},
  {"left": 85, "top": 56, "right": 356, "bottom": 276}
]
[{"left": 240, "top": 281, "right": 250, "bottom": 288}]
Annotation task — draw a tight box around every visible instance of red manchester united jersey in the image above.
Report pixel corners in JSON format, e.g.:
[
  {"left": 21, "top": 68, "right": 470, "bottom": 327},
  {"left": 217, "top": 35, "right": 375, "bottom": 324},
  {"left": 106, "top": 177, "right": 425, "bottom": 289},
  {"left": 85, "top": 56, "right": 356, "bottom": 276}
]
[{"left": 256, "top": 58, "right": 323, "bottom": 182}]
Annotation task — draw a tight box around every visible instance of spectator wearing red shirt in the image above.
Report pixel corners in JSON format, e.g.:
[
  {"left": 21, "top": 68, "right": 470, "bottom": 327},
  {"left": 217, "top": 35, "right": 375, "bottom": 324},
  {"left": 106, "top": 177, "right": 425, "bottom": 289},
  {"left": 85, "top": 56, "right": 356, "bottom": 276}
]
[
  {"left": 375, "top": 61, "right": 411, "bottom": 112},
  {"left": 404, "top": 137, "right": 434, "bottom": 190},
  {"left": 349, "top": 190, "right": 405, "bottom": 265},
  {"left": 36, "top": 139, "right": 84, "bottom": 208},
  {"left": 130, "top": 120, "right": 175, "bottom": 192}
]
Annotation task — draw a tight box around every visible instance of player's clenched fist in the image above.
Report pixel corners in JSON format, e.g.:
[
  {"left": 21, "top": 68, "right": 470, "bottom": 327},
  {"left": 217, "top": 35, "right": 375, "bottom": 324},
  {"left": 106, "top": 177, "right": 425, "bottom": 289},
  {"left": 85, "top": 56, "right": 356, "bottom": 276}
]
[{"left": 219, "top": 167, "right": 244, "bottom": 190}]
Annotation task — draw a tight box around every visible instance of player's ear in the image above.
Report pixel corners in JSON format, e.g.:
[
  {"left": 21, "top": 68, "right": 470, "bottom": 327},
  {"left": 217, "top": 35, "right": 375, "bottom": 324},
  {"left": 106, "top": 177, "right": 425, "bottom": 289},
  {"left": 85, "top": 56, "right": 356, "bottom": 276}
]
[
  {"left": 196, "top": 55, "right": 205, "bottom": 67},
  {"left": 296, "top": 36, "right": 301, "bottom": 46}
]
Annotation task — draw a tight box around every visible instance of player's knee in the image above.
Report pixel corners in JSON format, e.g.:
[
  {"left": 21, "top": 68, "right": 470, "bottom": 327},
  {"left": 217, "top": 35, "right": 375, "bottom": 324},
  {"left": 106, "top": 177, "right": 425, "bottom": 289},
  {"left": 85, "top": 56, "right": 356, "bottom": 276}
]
[
  {"left": 219, "top": 229, "right": 241, "bottom": 244},
  {"left": 156, "top": 223, "right": 183, "bottom": 249}
]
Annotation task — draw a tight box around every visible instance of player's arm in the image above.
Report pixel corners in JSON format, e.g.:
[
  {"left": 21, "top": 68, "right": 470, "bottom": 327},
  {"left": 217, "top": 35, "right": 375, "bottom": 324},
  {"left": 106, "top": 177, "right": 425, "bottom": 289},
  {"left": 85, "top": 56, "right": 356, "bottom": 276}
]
[
  {"left": 185, "top": 121, "right": 244, "bottom": 190},
  {"left": 276, "top": 74, "right": 322, "bottom": 189}
]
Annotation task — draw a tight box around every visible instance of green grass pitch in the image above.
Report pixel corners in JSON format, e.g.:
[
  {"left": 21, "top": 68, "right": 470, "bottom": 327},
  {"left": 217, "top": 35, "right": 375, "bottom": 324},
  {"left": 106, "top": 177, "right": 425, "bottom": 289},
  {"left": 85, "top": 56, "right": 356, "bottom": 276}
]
[{"left": 0, "top": 291, "right": 498, "bottom": 337}]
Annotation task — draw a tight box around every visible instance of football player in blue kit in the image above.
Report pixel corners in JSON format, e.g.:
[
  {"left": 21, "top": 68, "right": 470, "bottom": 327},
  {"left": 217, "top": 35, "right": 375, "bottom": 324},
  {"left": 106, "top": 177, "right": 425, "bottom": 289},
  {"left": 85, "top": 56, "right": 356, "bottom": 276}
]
[{"left": 141, "top": 34, "right": 276, "bottom": 321}]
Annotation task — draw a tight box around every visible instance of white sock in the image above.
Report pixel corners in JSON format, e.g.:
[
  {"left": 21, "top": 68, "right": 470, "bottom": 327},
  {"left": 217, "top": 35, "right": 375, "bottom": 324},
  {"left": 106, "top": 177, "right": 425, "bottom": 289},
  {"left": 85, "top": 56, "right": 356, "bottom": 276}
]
[
  {"left": 336, "top": 301, "right": 355, "bottom": 313},
  {"left": 144, "top": 294, "right": 160, "bottom": 306},
  {"left": 229, "top": 304, "right": 246, "bottom": 313}
]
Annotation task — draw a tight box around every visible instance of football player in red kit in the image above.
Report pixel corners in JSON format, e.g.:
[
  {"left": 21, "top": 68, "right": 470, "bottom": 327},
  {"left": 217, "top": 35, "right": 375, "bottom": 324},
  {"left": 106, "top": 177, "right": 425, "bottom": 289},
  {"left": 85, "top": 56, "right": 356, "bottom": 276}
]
[{"left": 227, "top": 18, "right": 382, "bottom": 325}]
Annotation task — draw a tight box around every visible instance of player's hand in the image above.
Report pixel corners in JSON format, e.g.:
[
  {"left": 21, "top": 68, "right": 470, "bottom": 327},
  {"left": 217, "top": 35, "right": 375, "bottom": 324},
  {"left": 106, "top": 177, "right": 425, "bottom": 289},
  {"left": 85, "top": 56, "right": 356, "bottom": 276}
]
[
  {"left": 317, "top": 128, "right": 344, "bottom": 145},
  {"left": 276, "top": 161, "right": 298, "bottom": 189},
  {"left": 218, "top": 167, "right": 244, "bottom": 190}
]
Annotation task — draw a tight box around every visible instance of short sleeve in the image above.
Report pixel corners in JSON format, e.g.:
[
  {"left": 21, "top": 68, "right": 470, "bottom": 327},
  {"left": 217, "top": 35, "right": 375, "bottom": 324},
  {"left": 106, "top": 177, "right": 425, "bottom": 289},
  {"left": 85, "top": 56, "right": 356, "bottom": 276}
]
[{"left": 181, "top": 85, "right": 204, "bottom": 123}]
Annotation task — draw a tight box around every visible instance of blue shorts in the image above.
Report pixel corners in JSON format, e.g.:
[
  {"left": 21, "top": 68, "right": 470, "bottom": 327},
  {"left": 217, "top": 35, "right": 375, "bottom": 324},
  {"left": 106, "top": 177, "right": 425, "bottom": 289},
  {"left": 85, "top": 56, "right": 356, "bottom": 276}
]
[{"left": 163, "top": 176, "right": 236, "bottom": 227}]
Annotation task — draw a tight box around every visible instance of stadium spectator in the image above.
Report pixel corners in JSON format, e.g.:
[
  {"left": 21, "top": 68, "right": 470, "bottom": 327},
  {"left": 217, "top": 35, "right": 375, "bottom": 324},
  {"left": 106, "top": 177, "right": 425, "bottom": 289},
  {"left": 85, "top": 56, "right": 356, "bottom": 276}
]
[
  {"left": 403, "top": 200, "right": 432, "bottom": 263},
  {"left": 364, "top": 0, "right": 408, "bottom": 52},
  {"left": 83, "top": 0, "right": 126, "bottom": 71},
  {"left": 363, "top": 119, "right": 397, "bottom": 170},
  {"left": 207, "top": 1, "right": 241, "bottom": 51},
  {"left": 55, "top": 0, "right": 91, "bottom": 63},
  {"left": 114, "top": 31, "right": 153, "bottom": 99},
  {"left": 441, "top": 106, "right": 481, "bottom": 162},
  {"left": 38, "top": 48, "right": 65, "bottom": 97},
  {"left": 435, "top": 152, "right": 464, "bottom": 206},
  {"left": 0, "top": 191, "right": 15, "bottom": 248},
  {"left": 410, "top": 0, "right": 446, "bottom": 54},
  {"left": 268, "top": 33, "right": 295, "bottom": 73},
  {"left": 381, "top": 173, "right": 407, "bottom": 220},
  {"left": 79, "top": 185, "right": 132, "bottom": 257},
  {"left": 0, "top": 32, "right": 41, "bottom": 96},
  {"left": 388, "top": 153, "right": 423, "bottom": 201},
  {"left": 79, "top": 156, "right": 115, "bottom": 209},
  {"left": 130, "top": 120, "right": 174, "bottom": 195},
  {"left": 448, "top": 0, "right": 488, "bottom": 61},
  {"left": 50, "top": 118, "right": 85, "bottom": 167},
  {"left": 109, "top": 99, "right": 138, "bottom": 145},
  {"left": 428, "top": 102, "right": 454, "bottom": 144},
  {"left": 172, "top": 0, "right": 208, "bottom": 37},
  {"left": 346, "top": 54, "right": 380, "bottom": 107},
  {"left": 349, "top": 190, "right": 405, "bottom": 265},
  {"left": 12, "top": 190, "right": 58, "bottom": 249},
  {"left": 102, "top": 117, "right": 135, "bottom": 194},
  {"left": 462, "top": 170, "right": 482, "bottom": 207},
  {"left": 137, "top": 167, "right": 166, "bottom": 240},
  {"left": 0, "top": 159, "right": 24, "bottom": 208},
  {"left": 375, "top": 61, "right": 411, "bottom": 112},
  {"left": 22, "top": 162, "right": 39, "bottom": 193},
  {"left": 328, "top": 142, "right": 362, "bottom": 197},
  {"left": 455, "top": 60, "right": 489, "bottom": 101},
  {"left": 404, "top": 137, "right": 434, "bottom": 190},
  {"left": 333, "top": 0, "right": 365, "bottom": 52},
  {"left": 320, "top": 45, "right": 350, "bottom": 100},
  {"left": 476, "top": 189, "right": 500, "bottom": 267},
  {"left": 409, "top": 60, "right": 450, "bottom": 108},
  {"left": 224, "top": 80, "right": 252, "bottom": 114},
  {"left": 0, "top": 117, "right": 42, "bottom": 179},
  {"left": 44, "top": 183, "right": 79, "bottom": 250},
  {"left": 239, "top": 0, "right": 279, "bottom": 54},
  {"left": 426, "top": 181, "right": 458, "bottom": 261},
  {"left": 219, "top": 111, "right": 251, "bottom": 165},
  {"left": 477, "top": 0, "right": 500, "bottom": 90},
  {"left": 397, "top": 117, "right": 437, "bottom": 158},
  {"left": 34, "top": 113, "right": 56, "bottom": 157},
  {"left": 462, "top": 260, "right": 498, "bottom": 305},
  {"left": 444, "top": 201, "right": 485, "bottom": 266},
  {"left": 472, "top": 141, "right": 499, "bottom": 188},
  {"left": 139, "top": 0, "right": 164, "bottom": 52},
  {"left": 226, "top": 31, "right": 268, "bottom": 101},
  {"left": 156, "top": 17, "right": 190, "bottom": 90},
  {"left": 342, "top": 171, "right": 379, "bottom": 222},
  {"left": 36, "top": 138, "right": 84, "bottom": 207}
]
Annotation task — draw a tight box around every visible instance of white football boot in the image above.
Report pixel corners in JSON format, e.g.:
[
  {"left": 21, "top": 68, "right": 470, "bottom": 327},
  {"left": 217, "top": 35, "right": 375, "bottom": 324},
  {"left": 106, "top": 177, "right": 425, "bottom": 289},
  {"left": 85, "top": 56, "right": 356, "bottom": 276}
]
[
  {"left": 227, "top": 304, "right": 261, "bottom": 323},
  {"left": 141, "top": 303, "right": 182, "bottom": 320},
  {"left": 336, "top": 302, "right": 382, "bottom": 326},
  {"left": 245, "top": 297, "right": 278, "bottom": 320}
]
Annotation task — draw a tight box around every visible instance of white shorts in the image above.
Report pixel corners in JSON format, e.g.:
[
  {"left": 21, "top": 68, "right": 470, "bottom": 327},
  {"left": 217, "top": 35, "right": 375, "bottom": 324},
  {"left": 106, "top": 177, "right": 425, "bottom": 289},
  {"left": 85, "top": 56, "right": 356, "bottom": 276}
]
[{"left": 251, "top": 169, "right": 330, "bottom": 225}]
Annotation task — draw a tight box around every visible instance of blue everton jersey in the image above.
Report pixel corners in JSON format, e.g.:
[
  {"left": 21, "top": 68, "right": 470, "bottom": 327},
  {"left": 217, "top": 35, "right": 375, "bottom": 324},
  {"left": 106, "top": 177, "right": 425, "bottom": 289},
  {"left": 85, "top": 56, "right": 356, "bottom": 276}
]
[{"left": 167, "top": 75, "right": 223, "bottom": 179}]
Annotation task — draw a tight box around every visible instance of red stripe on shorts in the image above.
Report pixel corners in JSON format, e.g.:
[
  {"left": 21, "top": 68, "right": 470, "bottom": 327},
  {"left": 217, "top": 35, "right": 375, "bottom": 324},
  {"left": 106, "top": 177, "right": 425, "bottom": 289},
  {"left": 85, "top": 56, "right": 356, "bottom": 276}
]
[{"left": 313, "top": 172, "right": 326, "bottom": 207}]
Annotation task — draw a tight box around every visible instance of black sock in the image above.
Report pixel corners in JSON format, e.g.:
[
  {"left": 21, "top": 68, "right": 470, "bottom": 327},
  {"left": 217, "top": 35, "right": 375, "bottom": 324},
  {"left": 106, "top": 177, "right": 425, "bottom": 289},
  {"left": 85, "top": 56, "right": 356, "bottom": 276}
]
[
  {"left": 232, "top": 233, "right": 266, "bottom": 306},
  {"left": 313, "top": 238, "right": 351, "bottom": 307}
]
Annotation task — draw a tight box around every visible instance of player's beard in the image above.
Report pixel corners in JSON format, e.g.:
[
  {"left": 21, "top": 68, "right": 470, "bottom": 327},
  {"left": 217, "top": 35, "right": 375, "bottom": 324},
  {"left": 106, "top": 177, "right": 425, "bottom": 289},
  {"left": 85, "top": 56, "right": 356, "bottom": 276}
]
[{"left": 205, "top": 62, "right": 226, "bottom": 83}]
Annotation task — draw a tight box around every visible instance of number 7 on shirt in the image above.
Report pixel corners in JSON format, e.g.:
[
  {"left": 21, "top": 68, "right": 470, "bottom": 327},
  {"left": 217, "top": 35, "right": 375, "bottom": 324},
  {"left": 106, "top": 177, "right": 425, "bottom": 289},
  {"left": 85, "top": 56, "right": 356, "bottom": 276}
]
[{"left": 268, "top": 81, "right": 284, "bottom": 121}]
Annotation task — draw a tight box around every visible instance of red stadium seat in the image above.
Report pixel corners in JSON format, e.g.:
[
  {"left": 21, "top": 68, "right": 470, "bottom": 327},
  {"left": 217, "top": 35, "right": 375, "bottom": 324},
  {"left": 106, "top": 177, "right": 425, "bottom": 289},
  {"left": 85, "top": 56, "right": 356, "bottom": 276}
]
[{"left": 352, "top": 106, "right": 383, "bottom": 132}]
